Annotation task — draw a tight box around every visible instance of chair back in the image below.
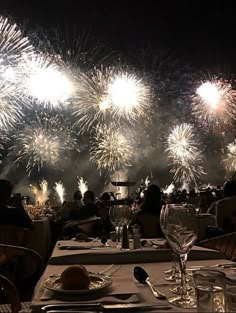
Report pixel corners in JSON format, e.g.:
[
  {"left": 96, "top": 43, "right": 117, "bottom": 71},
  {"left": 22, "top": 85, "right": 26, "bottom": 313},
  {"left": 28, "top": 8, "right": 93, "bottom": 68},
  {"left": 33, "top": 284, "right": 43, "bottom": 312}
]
[
  {"left": 136, "top": 213, "right": 161, "bottom": 238},
  {"left": 0, "top": 226, "right": 31, "bottom": 246},
  {"left": 0, "top": 244, "right": 43, "bottom": 300},
  {"left": 198, "top": 232, "right": 236, "bottom": 260},
  {"left": 0, "top": 275, "right": 21, "bottom": 313}
]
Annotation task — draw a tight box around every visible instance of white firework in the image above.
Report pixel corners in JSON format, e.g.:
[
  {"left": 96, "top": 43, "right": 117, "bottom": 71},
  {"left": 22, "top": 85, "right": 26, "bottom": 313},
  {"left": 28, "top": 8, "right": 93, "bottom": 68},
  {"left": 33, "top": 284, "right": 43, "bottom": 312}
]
[
  {"left": 166, "top": 123, "right": 205, "bottom": 184},
  {"left": 77, "top": 177, "right": 88, "bottom": 196},
  {"left": 223, "top": 140, "right": 236, "bottom": 173},
  {"left": 73, "top": 67, "right": 152, "bottom": 133},
  {"left": 19, "top": 53, "right": 74, "bottom": 108},
  {"left": 90, "top": 124, "right": 133, "bottom": 172},
  {"left": 54, "top": 181, "right": 66, "bottom": 204},
  {"left": 10, "top": 113, "right": 79, "bottom": 175},
  {"left": 192, "top": 79, "right": 236, "bottom": 128}
]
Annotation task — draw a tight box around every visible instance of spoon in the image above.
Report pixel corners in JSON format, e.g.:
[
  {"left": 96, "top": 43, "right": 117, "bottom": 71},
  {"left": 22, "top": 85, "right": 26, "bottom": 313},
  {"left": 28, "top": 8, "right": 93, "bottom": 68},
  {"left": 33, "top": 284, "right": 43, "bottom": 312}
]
[{"left": 133, "top": 266, "right": 166, "bottom": 300}]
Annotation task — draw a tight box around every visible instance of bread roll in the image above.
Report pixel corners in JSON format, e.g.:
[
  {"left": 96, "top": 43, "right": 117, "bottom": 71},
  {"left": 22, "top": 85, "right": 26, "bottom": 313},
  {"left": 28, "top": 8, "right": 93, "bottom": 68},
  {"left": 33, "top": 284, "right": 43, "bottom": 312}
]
[{"left": 60, "top": 265, "right": 90, "bottom": 290}]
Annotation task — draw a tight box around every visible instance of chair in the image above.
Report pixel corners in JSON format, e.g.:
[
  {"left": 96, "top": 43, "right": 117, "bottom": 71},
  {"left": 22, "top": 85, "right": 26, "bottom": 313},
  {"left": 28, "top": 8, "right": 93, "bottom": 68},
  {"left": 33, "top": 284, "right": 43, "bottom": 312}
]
[
  {"left": 0, "top": 244, "right": 44, "bottom": 300},
  {"left": 0, "top": 275, "right": 31, "bottom": 313},
  {"left": 0, "top": 226, "right": 31, "bottom": 246},
  {"left": 198, "top": 232, "right": 236, "bottom": 260},
  {"left": 135, "top": 213, "right": 162, "bottom": 238}
]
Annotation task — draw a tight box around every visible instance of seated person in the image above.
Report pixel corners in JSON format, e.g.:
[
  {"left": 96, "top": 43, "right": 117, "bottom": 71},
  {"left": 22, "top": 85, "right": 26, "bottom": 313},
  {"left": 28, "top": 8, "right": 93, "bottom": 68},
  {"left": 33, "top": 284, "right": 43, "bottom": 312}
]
[
  {"left": 208, "top": 180, "right": 236, "bottom": 234},
  {"left": 60, "top": 190, "right": 83, "bottom": 222},
  {"left": 0, "top": 179, "right": 33, "bottom": 230},
  {"left": 79, "top": 190, "right": 98, "bottom": 220},
  {"left": 133, "top": 184, "right": 165, "bottom": 238}
]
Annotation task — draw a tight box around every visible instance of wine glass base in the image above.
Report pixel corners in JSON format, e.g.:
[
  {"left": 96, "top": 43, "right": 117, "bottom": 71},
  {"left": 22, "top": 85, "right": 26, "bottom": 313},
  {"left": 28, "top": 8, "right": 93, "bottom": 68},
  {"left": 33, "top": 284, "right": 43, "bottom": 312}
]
[
  {"left": 168, "top": 295, "right": 196, "bottom": 309},
  {"left": 170, "top": 284, "right": 194, "bottom": 294}
]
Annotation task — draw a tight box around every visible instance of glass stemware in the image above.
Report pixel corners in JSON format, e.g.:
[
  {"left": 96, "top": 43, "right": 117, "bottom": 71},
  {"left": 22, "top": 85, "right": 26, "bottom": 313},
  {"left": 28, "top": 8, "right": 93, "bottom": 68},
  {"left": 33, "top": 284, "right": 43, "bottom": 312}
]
[
  {"left": 160, "top": 203, "right": 198, "bottom": 309},
  {"left": 109, "top": 205, "right": 132, "bottom": 246}
]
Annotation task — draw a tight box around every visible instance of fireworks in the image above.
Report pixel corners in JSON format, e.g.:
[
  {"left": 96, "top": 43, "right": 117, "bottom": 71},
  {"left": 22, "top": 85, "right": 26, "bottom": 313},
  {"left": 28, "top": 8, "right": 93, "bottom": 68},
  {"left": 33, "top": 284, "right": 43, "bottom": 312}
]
[
  {"left": 90, "top": 124, "right": 133, "bottom": 172},
  {"left": 0, "top": 131, "right": 8, "bottom": 163},
  {"left": 73, "top": 67, "right": 152, "bottom": 133},
  {"left": 163, "top": 182, "right": 175, "bottom": 194},
  {"left": 107, "top": 71, "right": 151, "bottom": 121},
  {"left": 166, "top": 123, "right": 205, "bottom": 184},
  {"left": 223, "top": 140, "right": 236, "bottom": 173},
  {"left": 77, "top": 177, "right": 88, "bottom": 196},
  {"left": 54, "top": 181, "right": 66, "bottom": 204},
  {"left": 0, "top": 16, "right": 32, "bottom": 62},
  {"left": 19, "top": 53, "right": 74, "bottom": 108},
  {"left": 29, "top": 179, "right": 49, "bottom": 204},
  {"left": 73, "top": 67, "right": 113, "bottom": 133},
  {"left": 192, "top": 79, "right": 236, "bottom": 128},
  {"left": 10, "top": 112, "right": 79, "bottom": 175},
  {"left": 0, "top": 17, "right": 33, "bottom": 130}
]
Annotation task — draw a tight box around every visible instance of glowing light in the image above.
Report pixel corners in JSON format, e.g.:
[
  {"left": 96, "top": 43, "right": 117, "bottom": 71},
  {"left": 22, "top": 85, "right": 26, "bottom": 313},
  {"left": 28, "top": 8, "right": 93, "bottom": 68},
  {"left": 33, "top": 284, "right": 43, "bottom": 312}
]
[
  {"left": 90, "top": 124, "right": 133, "bottom": 172},
  {"left": 77, "top": 177, "right": 88, "bottom": 196},
  {"left": 163, "top": 183, "right": 175, "bottom": 194},
  {"left": 223, "top": 140, "right": 236, "bottom": 173},
  {"left": 0, "top": 16, "right": 33, "bottom": 62},
  {"left": 29, "top": 179, "right": 49, "bottom": 204},
  {"left": 145, "top": 176, "right": 150, "bottom": 187},
  {"left": 192, "top": 79, "right": 236, "bottom": 128},
  {"left": 20, "top": 53, "right": 73, "bottom": 108},
  {"left": 73, "top": 68, "right": 112, "bottom": 134},
  {"left": 108, "top": 72, "right": 151, "bottom": 121},
  {"left": 73, "top": 67, "right": 152, "bottom": 133},
  {"left": 166, "top": 123, "right": 205, "bottom": 184},
  {"left": 10, "top": 113, "right": 79, "bottom": 175},
  {"left": 0, "top": 131, "right": 8, "bottom": 163},
  {"left": 54, "top": 181, "right": 65, "bottom": 204}
]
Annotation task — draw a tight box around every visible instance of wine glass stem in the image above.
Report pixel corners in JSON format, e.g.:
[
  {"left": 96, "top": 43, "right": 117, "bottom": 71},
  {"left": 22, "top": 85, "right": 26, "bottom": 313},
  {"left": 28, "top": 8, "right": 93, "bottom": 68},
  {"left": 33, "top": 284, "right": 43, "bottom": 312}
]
[
  {"left": 179, "top": 253, "right": 189, "bottom": 301},
  {"left": 115, "top": 226, "right": 120, "bottom": 245}
]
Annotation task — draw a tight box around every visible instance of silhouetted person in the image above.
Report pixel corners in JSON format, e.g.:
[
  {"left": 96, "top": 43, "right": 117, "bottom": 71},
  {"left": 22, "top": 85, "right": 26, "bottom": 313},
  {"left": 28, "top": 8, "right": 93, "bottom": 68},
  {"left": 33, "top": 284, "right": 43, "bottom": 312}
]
[
  {"left": 0, "top": 179, "right": 33, "bottom": 229},
  {"left": 79, "top": 190, "right": 98, "bottom": 219},
  {"left": 208, "top": 180, "right": 236, "bottom": 233},
  {"left": 60, "top": 189, "right": 83, "bottom": 222},
  {"left": 134, "top": 184, "right": 165, "bottom": 238}
]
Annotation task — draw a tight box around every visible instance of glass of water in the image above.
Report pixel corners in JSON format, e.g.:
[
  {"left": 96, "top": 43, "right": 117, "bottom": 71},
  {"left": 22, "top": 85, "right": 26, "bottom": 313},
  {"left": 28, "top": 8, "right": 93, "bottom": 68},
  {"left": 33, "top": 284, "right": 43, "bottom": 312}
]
[{"left": 193, "top": 269, "right": 226, "bottom": 312}]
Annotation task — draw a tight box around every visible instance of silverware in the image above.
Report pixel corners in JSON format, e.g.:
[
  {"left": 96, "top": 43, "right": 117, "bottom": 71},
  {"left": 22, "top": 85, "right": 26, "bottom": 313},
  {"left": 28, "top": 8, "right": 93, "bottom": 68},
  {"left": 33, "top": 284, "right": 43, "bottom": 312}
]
[
  {"left": 42, "top": 303, "right": 171, "bottom": 311},
  {"left": 187, "top": 263, "right": 236, "bottom": 271},
  {"left": 133, "top": 266, "right": 166, "bottom": 300}
]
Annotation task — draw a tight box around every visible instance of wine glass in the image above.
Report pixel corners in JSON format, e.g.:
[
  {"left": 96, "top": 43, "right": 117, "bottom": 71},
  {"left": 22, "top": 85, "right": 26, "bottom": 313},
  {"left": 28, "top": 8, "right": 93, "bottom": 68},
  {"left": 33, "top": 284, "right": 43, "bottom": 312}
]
[
  {"left": 160, "top": 203, "right": 198, "bottom": 309},
  {"left": 109, "top": 205, "right": 131, "bottom": 246}
]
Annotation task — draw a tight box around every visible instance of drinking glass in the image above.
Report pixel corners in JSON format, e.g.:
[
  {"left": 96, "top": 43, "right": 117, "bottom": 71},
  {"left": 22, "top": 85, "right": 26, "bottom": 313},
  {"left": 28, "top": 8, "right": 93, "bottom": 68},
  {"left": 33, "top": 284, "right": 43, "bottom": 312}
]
[
  {"left": 193, "top": 269, "right": 226, "bottom": 312},
  {"left": 109, "top": 205, "right": 132, "bottom": 246},
  {"left": 160, "top": 203, "right": 198, "bottom": 308}
]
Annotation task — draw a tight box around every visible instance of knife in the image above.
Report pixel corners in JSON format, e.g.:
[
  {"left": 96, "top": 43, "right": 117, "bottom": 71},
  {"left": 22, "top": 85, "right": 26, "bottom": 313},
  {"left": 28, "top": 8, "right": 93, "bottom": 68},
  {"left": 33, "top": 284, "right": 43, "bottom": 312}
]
[{"left": 42, "top": 303, "right": 171, "bottom": 311}]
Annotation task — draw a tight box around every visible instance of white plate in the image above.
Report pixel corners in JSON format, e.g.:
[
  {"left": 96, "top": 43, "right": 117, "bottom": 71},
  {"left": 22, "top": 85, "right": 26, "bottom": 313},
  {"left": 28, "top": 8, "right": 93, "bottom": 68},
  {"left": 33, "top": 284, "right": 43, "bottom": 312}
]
[{"left": 44, "top": 273, "right": 112, "bottom": 295}]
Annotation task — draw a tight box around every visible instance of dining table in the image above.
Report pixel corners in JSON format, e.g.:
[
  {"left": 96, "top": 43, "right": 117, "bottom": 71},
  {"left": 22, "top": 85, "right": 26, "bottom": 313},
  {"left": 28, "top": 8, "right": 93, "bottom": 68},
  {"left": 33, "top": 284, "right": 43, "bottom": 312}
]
[{"left": 30, "top": 239, "right": 235, "bottom": 313}]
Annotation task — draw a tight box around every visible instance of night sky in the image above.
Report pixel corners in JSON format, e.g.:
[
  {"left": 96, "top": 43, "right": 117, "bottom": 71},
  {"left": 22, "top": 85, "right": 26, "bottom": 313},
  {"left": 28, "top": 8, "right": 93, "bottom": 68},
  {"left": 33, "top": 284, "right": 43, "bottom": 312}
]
[
  {"left": 1, "top": 0, "right": 236, "bottom": 66},
  {"left": 0, "top": 0, "right": 235, "bottom": 193}
]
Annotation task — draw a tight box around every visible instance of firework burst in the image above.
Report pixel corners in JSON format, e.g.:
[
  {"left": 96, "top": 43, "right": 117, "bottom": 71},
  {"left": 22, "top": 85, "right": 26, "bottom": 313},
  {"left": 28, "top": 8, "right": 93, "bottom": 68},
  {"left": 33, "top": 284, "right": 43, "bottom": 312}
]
[
  {"left": 73, "top": 67, "right": 152, "bottom": 133},
  {"left": 19, "top": 53, "right": 74, "bottom": 108},
  {"left": 166, "top": 123, "right": 205, "bottom": 184},
  {"left": 10, "top": 112, "right": 79, "bottom": 175},
  {"left": 0, "top": 16, "right": 32, "bottom": 63},
  {"left": 90, "top": 124, "right": 133, "bottom": 172},
  {"left": 0, "top": 131, "right": 9, "bottom": 164},
  {"left": 29, "top": 179, "right": 49, "bottom": 204},
  {"left": 223, "top": 140, "right": 236, "bottom": 173},
  {"left": 192, "top": 79, "right": 236, "bottom": 128},
  {"left": 73, "top": 67, "right": 112, "bottom": 133},
  {"left": 108, "top": 71, "right": 152, "bottom": 121}
]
